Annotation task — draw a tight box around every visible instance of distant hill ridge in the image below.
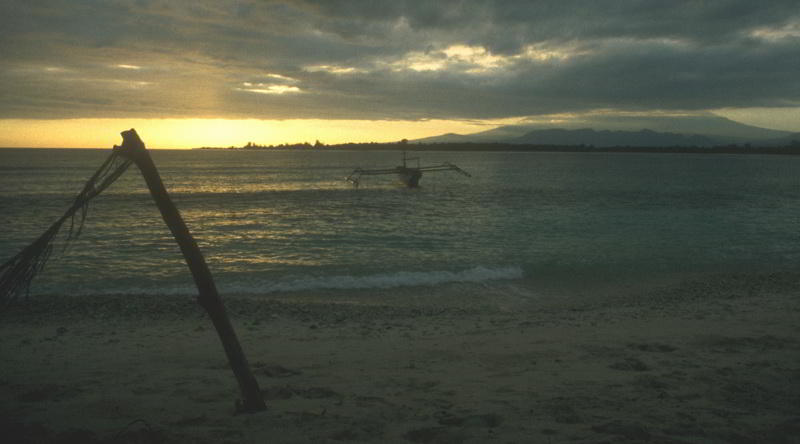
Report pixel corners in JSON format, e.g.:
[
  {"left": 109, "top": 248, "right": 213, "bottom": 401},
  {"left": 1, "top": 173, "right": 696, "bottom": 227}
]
[
  {"left": 510, "top": 128, "right": 715, "bottom": 147},
  {"left": 413, "top": 115, "right": 797, "bottom": 147}
]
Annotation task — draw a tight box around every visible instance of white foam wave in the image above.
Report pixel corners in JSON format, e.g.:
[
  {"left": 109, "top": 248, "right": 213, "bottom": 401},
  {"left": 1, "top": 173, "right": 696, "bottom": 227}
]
[
  {"left": 253, "top": 265, "right": 524, "bottom": 293},
  {"left": 61, "top": 265, "right": 524, "bottom": 296}
]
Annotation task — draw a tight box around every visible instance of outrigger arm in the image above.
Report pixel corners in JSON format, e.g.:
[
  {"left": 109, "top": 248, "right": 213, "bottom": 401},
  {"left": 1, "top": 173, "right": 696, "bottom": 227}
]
[{"left": 345, "top": 160, "right": 470, "bottom": 188}]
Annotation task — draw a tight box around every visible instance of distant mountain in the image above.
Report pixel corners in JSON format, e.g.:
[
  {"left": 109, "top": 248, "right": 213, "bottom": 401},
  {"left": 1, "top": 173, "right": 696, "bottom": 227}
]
[
  {"left": 413, "top": 114, "right": 795, "bottom": 147},
  {"left": 413, "top": 132, "right": 475, "bottom": 143},
  {"left": 509, "top": 128, "right": 716, "bottom": 147},
  {"left": 755, "top": 133, "right": 800, "bottom": 147},
  {"left": 413, "top": 126, "right": 530, "bottom": 143}
]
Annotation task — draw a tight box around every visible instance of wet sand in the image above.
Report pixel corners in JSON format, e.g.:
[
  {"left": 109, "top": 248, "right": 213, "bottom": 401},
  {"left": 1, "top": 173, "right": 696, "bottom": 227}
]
[{"left": 1, "top": 272, "right": 799, "bottom": 443}]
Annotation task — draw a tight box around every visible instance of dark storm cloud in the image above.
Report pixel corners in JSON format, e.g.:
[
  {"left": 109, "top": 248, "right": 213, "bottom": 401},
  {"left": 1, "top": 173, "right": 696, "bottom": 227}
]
[{"left": 1, "top": 0, "right": 798, "bottom": 119}]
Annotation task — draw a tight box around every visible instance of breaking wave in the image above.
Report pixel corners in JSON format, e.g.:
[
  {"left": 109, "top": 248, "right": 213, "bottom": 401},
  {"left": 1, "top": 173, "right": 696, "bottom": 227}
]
[
  {"left": 254, "top": 265, "right": 525, "bottom": 293},
  {"left": 42, "top": 265, "right": 525, "bottom": 297}
]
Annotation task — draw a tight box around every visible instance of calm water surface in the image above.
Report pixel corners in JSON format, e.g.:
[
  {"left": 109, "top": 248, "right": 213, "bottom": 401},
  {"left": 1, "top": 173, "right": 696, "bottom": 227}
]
[{"left": 2, "top": 148, "right": 800, "bottom": 299}]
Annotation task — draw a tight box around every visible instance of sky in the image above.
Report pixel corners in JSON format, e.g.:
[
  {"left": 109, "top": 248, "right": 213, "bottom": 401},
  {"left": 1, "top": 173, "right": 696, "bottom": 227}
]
[{"left": 1, "top": 0, "right": 798, "bottom": 148}]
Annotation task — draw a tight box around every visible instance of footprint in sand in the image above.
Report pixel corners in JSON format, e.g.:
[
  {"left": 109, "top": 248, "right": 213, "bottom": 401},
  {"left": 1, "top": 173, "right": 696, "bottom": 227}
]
[
  {"left": 438, "top": 413, "right": 503, "bottom": 428},
  {"left": 403, "top": 426, "right": 467, "bottom": 444},
  {"left": 16, "top": 384, "right": 81, "bottom": 403},
  {"left": 403, "top": 413, "right": 503, "bottom": 443},
  {"left": 261, "top": 385, "right": 340, "bottom": 400},
  {"left": 257, "top": 363, "right": 302, "bottom": 378},
  {"left": 609, "top": 357, "right": 650, "bottom": 372},
  {"left": 592, "top": 421, "right": 652, "bottom": 441},
  {"left": 627, "top": 342, "right": 677, "bottom": 353}
]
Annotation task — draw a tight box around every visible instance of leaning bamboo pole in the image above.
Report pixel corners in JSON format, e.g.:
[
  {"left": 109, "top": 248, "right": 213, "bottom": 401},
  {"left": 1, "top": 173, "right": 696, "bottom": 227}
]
[
  {"left": 114, "top": 129, "right": 266, "bottom": 413},
  {"left": 0, "top": 129, "right": 266, "bottom": 412}
]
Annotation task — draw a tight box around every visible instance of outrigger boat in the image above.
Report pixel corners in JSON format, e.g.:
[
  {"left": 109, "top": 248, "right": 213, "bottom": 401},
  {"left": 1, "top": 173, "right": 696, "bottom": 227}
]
[{"left": 346, "top": 152, "right": 471, "bottom": 188}]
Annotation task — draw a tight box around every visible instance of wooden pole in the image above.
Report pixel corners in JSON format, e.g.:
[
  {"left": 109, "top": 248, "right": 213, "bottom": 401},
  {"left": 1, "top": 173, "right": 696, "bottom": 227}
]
[{"left": 114, "top": 129, "right": 266, "bottom": 413}]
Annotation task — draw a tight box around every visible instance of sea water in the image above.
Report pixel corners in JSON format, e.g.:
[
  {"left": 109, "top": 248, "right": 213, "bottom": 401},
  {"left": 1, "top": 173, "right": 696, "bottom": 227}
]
[{"left": 2, "top": 148, "right": 800, "bottom": 301}]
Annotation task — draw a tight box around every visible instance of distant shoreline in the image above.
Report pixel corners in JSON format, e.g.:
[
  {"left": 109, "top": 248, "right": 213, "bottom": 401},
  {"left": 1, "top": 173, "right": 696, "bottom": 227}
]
[
  {"left": 196, "top": 141, "right": 800, "bottom": 156},
  {"left": 4, "top": 143, "right": 800, "bottom": 155}
]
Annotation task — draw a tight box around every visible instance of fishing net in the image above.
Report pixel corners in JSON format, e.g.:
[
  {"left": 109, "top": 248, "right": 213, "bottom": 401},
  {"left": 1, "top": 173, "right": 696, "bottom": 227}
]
[{"left": 0, "top": 149, "right": 132, "bottom": 305}]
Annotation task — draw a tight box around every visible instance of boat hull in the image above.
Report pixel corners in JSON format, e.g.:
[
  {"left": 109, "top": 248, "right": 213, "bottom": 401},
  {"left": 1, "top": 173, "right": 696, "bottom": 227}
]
[{"left": 397, "top": 167, "right": 422, "bottom": 187}]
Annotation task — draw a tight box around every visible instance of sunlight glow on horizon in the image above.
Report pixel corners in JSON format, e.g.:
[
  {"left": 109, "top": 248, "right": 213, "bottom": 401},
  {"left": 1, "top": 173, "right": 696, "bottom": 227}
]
[
  {"left": 0, "top": 117, "right": 524, "bottom": 149},
  {"left": 0, "top": 109, "right": 795, "bottom": 149}
]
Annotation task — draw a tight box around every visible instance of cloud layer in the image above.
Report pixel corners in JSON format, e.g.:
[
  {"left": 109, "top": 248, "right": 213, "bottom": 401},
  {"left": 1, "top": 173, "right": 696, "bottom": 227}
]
[{"left": 1, "top": 0, "right": 799, "bottom": 120}]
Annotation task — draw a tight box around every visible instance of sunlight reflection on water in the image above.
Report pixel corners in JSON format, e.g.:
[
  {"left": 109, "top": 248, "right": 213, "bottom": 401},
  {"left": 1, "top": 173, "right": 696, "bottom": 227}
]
[{"left": 3, "top": 148, "right": 800, "bottom": 298}]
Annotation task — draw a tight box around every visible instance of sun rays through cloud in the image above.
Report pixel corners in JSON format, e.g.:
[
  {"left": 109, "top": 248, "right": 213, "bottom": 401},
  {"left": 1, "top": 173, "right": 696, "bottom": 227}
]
[{"left": 0, "top": 0, "right": 797, "bottom": 146}]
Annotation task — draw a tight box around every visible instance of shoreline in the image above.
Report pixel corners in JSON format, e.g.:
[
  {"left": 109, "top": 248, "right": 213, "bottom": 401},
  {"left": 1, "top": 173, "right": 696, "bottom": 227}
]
[{"left": 2, "top": 271, "right": 799, "bottom": 443}]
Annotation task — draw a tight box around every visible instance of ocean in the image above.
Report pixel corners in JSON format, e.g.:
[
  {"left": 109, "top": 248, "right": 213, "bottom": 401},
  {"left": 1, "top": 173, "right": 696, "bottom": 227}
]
[{"left": 3, "top": 147, "right": 800, "bottom": 302}]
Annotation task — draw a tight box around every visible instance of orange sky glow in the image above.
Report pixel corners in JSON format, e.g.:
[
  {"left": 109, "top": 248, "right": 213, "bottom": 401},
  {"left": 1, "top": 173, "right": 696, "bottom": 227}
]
[
  {"left": 0, "top": 108, "right": 796, "bottom": 149},
  {"left": 0, "top": 118, "right": 524, "bottom": 149}
]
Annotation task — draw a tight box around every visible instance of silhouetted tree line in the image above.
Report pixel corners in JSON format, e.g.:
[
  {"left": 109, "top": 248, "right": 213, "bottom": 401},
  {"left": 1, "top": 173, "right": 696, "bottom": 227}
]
[
  {"left": 243, "top": 141, "right": 320, "bottom": 149},
  {"left": 226, "top": 138, "right": 800, "bottom": 155}
]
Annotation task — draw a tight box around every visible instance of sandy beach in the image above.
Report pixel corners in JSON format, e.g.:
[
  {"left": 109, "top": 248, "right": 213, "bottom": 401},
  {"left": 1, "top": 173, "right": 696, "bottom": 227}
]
[{"left": 2, "top": 272, "right": 799, "bottom": 443}]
